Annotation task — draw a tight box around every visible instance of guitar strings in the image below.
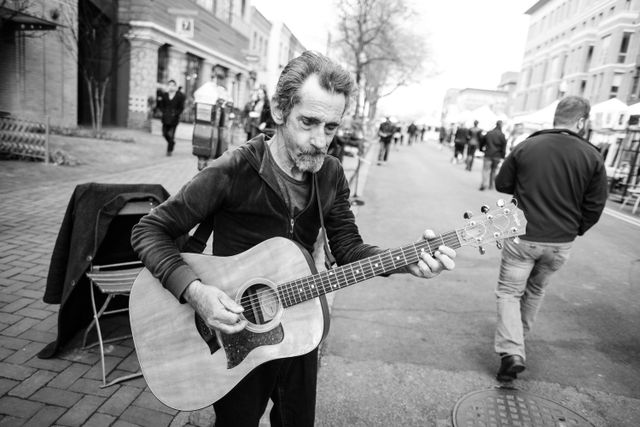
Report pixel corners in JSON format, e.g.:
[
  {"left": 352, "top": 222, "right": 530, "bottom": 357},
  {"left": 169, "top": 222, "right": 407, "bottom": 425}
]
[{"left": 235, "top": 234, "right": 462, "bottom": 317}]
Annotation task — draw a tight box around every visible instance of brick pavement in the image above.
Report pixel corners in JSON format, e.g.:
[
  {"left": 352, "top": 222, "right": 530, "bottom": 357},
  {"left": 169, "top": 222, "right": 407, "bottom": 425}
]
[{"left": 0, "top": 126, "right": 366, "bottom": 427}]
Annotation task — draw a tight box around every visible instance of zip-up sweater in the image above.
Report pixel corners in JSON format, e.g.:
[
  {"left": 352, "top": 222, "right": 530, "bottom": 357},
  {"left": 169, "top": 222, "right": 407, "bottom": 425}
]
[
  {"left": 495, "top": 128, "right": 608, "bottom": 243},
  {"left": 131, "top": 136, "right": 381, "bottom": 301}
]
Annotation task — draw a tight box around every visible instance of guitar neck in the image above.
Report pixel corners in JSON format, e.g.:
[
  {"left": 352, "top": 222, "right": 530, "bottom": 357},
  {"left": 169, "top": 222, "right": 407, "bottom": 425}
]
[{"left": 278, "top": 230, "right": 462, "bottom": 308}]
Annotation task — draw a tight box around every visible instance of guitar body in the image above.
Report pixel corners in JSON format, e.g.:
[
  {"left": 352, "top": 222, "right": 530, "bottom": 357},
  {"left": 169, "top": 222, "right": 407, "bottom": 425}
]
[{"left": 129, "top": 237, "right": 327, "bottom": 410}]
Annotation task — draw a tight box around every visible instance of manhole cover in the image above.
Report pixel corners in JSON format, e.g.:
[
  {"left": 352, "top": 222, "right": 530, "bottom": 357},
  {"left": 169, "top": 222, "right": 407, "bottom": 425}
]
[{"left": 452, "top": 387, "right": 594, "bottom": 427}]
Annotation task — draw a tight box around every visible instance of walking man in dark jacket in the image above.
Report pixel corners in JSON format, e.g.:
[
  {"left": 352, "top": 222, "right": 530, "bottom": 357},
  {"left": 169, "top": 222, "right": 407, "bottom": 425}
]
[
  {"left": 131, "top": 51, "right": 456, "bottom": 426},
  {"left": 158, "top": 79, "right": 186, "bottom": 156},
  {"left": 479, "top": 120, "right": 507, "bottom": 190},
  {"left": 492, "top": 96, "right": 608, "bottom": 381}
]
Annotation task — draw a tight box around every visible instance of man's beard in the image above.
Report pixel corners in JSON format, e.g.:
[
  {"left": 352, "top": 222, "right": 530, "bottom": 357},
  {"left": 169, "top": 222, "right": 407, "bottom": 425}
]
[{"left": 294, "top": 151, "right": 326, "bottom": 173}]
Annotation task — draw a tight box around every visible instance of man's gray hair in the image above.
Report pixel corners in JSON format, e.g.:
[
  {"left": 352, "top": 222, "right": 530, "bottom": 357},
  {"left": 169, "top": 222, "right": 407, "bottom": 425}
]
[
  {"left": 553, "top": 96, "right": 590, "bottom": 127},
  {"left": 272, "top": 51, "right": 356, "bottom": 122}
]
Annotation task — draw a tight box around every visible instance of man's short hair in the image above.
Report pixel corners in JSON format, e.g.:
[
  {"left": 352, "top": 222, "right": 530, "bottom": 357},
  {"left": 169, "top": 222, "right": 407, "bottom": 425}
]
[
  {"left": 272, "top": 50, "right": 356, "bottom": 122},
  {"left": 167, "top": 79, "right": 176, "bottom": 85},
  {"left": 553, "top": 96, "right": 590, "bottom": 127}
]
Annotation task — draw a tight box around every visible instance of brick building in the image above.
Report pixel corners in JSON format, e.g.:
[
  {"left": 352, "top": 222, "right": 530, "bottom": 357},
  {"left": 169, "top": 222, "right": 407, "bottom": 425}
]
[
  {"left": 0, "top": 1, "right": 77, "bottom": 128},
  {"left": 513, "top": 0, "right": 640, "bottom": 115}
]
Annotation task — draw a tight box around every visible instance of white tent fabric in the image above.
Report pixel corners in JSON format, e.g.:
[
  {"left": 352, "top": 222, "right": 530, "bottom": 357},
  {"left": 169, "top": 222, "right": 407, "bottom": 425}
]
[
  {"left": 511, "top": 100, "right": 559, "bottom": 129},
  {"left": 627, "top": 101, "right": 640, "bottom": 116},
  {"left": 591, "top": 98, "right": 628, "bottom": 130}
]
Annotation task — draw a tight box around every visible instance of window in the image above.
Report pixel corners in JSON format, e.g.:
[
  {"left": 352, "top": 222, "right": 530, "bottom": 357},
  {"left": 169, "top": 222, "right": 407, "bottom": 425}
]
[
  {"left": 610, "top": 73, "right": 624, "bottom": 98},
  {"left": 600, "top": 35, "right": 611, "bottom": 65},
  {"left": 196, "top": 0, "right": 214, "bottom": 12},
  {"left": 619, "top": 32, "right": 632, "bottom": 63},
  {"left": 584, "top": 45, "right": 594, "bottom": 72},
  {"left": 580, "top": 80, "right": 587, "bottom": 96}
]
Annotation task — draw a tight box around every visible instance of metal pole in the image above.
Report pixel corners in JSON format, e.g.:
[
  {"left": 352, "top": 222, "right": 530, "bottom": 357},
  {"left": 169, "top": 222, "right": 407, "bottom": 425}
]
[{"left": 45, "top": 115, "right": 50, "bottom": 165}]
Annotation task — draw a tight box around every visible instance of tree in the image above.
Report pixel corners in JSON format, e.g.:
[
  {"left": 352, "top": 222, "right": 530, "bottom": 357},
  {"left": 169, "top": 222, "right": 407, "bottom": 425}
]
[
  {"left": 56, "top": 0, "right": 129, "bottom": 135},
  {"left": 334, "top": 0, "right": 433, "bottom": 119}
]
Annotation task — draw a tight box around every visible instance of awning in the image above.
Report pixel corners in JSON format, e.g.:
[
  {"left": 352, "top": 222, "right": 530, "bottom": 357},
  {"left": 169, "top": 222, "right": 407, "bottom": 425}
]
[{"left": 0, "top": 6, "right": 59, "bottom": 31}]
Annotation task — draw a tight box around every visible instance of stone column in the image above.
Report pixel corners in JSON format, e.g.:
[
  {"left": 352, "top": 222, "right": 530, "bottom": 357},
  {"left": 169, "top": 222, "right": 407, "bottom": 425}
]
[{"left": 127, "top": 37, "right": 161, "bottom": 129}]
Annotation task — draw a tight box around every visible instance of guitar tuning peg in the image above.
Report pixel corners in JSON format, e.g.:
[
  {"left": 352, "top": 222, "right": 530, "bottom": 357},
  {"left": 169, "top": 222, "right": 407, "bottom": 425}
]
[
  {"left": 478, "top": 246, "right": 486, "bottom": 255},
  {"left": 480, "top": 205, "right": 490, "bottom": 214},
  {"left": 496, "top": 241, "right": 503, "bottom": 250},
  {"left": 496, "top": 199, "right": 505, "bottom": 207},
  {"left": 463, "top": 211, "right": 473, "bottom": 219},
  {"left": 510, "top": 198, "right": 518, "bottom": 206},
  {"left": 513, "top": 237, "right": 520, "bottom": 244}
]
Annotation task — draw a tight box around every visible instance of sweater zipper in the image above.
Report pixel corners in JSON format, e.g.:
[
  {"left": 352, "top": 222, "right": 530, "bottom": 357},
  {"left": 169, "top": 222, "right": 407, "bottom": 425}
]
[{"left": 289, "top": 217, "right": 295, "bottom": 238}]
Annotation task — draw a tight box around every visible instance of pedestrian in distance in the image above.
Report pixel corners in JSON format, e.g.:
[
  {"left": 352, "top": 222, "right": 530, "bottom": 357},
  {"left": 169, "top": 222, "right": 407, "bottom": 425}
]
[
  {"left": 451, "top": 122, "right": 469, "bottom": 164},
  {"left": 479, "top": 120, "right": 507, "bottom": 190},
  {"left": 244, "top": 87, "right": 275, "bottom": 140},
  {"left": 492, "top": 96, "right": 608, "bottom": 382},
  {"left": 157, "top": 79, "right": 186, "bottom": 156},
  {"left": 465, "top": 120, "right": 483, "bottom": 171},
  {"left": 420, "top": 125, "right": 426, "bottom": 142},
  {"left": 407, "top": 122, "right": 418, "bottom": 145},
  {"left": 377, "top": 116, "right": 394, "bottom": 164},
  {"left": 131, "top": 50, "right": 456, "bottom": 427}
]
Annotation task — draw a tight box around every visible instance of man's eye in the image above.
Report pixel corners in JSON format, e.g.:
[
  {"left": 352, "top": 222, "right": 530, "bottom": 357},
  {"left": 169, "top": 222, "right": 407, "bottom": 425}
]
[
  {"left": 301, "top": 118, "right": 312, "bottom": 126},
  {"left": 326, "top": 125, "right": 338, "bottom": 132}
]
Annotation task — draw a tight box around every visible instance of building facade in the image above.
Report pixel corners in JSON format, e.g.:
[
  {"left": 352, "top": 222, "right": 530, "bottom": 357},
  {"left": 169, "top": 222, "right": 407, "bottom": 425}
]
[
  {"left": 121, "top": 0, "right": 253, "bottom": 128},
  {"left": 0, "top": 0, "right": 77, "bottom": 127},
  {"left": 265, "top": 22, "right": 306, "bottom": 94},
  {"left": 247, "top": 6, "right": 271, "bottom": 92},
  {"left": 513, "top": 0, "right": 640, "bottom": 115}
]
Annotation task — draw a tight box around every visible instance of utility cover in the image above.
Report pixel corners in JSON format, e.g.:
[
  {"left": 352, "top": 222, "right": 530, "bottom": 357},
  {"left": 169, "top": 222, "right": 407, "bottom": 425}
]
[{"left": 452, "top": 387, "right": 594, "bottom": 427}]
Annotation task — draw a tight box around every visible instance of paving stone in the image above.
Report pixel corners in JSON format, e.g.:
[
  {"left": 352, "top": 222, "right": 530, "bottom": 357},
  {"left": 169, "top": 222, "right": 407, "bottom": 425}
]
[
  {"left": 133, "top": 391, "right": 178, "bottom": 415},
  {"left": 2, "top": 317, "right": 39, "bottom": 337},
  {"left": 8, "top": 370, "right": 56, "bottom": 398},
  {"left": 120, "top": 405, "right": 173, "bottom": 427},
  {"left": 0, "top": 362, "right": 36, "bottom": 381},
  {"left": 23, "top": 355, "right": 71, "bottom": 372},
  {"left": 67, "top": 378, "right": 118, "bottom": 398},
  {"left": 16, "top": 329, "right": 56, "bottom": 344},
  {"left": 0, "top": 298, "right": 31, "bottom": 314},
  {"left": 0, "top": 415, "right": 25, "bottom": 426},
  {"left": 4, "top": 341, "right": 46, "bottom": 365},
  {"left": 15, "top": 308, "right": 51, "bottom": 321},
  {"left": 30, "top": 386, "right": 83, "bottom": 407},
  {"left": 48, "top": 363, "right": 91, "bottom": 389},
  {"left": 0, "top": 378, "right": 19, "bottom": 396},
  {"left": 56, "top": 394, "right": 105, "bottom": 426},
  {"left": 0, "top": 293, "right": 20, "bottom": 303},
  {"left": 0, "top": 396, "right": 43, "bottom": 418},
  {"left": 83, "top": 412, "right": 117, "bottom": 427},
  {"left": 97, "top": 385, "right": 143, "bottom": 417},
  {"left": 22, "top": 404, "right": 66, "bottom": 427},
  {"left": 0, "top": 313, "right": 21, "bottom": 326}
]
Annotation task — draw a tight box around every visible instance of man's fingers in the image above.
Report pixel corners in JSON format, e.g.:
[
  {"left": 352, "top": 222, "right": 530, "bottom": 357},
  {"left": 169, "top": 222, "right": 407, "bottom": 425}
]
[{"left": 218, "top": 292, "right": 244, "bottom": 314}]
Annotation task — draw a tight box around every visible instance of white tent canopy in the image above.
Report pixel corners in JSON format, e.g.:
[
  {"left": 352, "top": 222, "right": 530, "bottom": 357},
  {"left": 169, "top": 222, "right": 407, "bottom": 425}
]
[
  {"left": 511, "top": 100, "right": 559, "bottom": 129},
  {"left": 591, "top": 98, "right": 628, "bottom": 130},
  {"left": 627, "top": 101, "right": 640, "bottom": 116}
]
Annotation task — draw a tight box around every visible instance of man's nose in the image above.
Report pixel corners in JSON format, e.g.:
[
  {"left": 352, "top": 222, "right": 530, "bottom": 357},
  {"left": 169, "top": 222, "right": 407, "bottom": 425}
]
[{"left": 310, "top": 128, "right": 328, "bottom": 149}]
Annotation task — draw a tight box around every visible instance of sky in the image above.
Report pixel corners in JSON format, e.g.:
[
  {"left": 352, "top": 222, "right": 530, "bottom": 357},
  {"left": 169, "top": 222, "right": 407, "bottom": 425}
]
[{"left": 251, "top": 0, "right": 534, "bottom": 123}]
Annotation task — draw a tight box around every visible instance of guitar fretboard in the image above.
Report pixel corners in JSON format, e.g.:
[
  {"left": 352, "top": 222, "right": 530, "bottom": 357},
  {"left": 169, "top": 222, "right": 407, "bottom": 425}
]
[{"left": 277, "top": 231, "right": 461, "bottom": 308}]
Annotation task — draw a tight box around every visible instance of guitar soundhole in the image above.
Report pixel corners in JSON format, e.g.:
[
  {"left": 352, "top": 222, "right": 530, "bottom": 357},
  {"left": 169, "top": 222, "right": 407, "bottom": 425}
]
[{"left": 240, "top": 283, "right": 280, "bottom": 326}]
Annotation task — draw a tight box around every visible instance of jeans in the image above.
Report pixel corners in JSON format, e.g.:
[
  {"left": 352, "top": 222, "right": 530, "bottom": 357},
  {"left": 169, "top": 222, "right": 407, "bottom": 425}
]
[
  {"left": 213, "top": 348, "right": 318, "bottom": 427},
  {"left": 494, "top": 238, "right": 572, "bottom": 360},
  {"left": 162, "top": 123, "right": 177, "bottom": 153},
  {"left": 481, "top": 156, "right": 502, "bottom": 189},
  {"left": 378, "top": 141, "right": 391, "bottom": 162},
  {"left": 465, "top": 145, "right": 477, "bottom": 171}
]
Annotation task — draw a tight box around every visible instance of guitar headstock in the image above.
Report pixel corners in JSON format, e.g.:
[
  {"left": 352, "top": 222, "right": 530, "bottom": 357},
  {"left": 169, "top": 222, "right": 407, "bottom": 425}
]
[{"left": 458, "top": 199, "right": 527, "bottom": 254}]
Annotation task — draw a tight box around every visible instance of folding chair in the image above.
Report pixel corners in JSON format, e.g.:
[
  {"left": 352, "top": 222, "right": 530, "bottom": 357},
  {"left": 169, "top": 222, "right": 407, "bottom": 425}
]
[
  {"left": 620, "top": 186, "right": 640, "bottom": 215},
  {"left": 81, "top": 199, "right": 157, "bottom": 387}
]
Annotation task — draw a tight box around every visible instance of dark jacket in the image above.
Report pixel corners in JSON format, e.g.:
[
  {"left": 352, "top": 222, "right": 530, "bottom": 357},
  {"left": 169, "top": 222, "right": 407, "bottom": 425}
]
[
  {"left": 39, "top": 183, "right": 170, "bottom": 358},
  {"left": 495, "top": 128, "right": 608, "bottom": 243},
  {"left": 131, "top": 135, "right": 381, "bottom": 301},
  {"left": 158, "top": 90, "right": 186, "bottom": 126},
  {"left": 480, "top": 127, "right": 507, "bottom": 158},
  {"left": 454, "top": 127, "right": 469, "bottom": 145}
]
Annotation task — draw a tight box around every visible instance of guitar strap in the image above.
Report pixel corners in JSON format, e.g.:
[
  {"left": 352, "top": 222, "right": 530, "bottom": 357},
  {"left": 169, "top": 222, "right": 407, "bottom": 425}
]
[
  {"left": 313, "top": 173, "right": 336, "bottom": 270},
  {"left": 181, "top": 217, "right": 214, "bottom": 254}
]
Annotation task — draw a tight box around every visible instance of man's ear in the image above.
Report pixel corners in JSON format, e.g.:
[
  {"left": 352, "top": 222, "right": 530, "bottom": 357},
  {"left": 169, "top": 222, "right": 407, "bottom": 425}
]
[{"left": 271, "top": 106, "right": 285, "bottom": 125}]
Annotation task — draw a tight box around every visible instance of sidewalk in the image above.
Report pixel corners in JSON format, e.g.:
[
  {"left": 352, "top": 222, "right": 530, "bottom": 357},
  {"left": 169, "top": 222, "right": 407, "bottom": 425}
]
[{"left": 0, "top": 127, "right": 369, "bottom": 426}]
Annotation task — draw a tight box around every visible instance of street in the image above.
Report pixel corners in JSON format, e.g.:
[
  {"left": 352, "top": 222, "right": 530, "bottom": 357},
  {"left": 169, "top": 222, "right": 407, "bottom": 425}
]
[
  {"left": 316, "top": 140, "right": 640, "bottom": 426},
  {"left": 0, "top": 133, "right": 639, "bottom": 426}
]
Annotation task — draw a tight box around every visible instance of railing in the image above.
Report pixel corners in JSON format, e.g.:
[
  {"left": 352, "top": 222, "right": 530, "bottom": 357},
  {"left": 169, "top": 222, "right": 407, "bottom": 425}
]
[{"left": 0, "top": 115, "right": 50, "bottom": 163}]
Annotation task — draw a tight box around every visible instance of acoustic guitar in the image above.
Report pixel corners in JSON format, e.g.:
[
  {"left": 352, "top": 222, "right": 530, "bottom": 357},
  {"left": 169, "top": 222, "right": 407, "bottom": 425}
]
[{"left": 129, "top": 200, "right": 526, "bottom": 410}]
